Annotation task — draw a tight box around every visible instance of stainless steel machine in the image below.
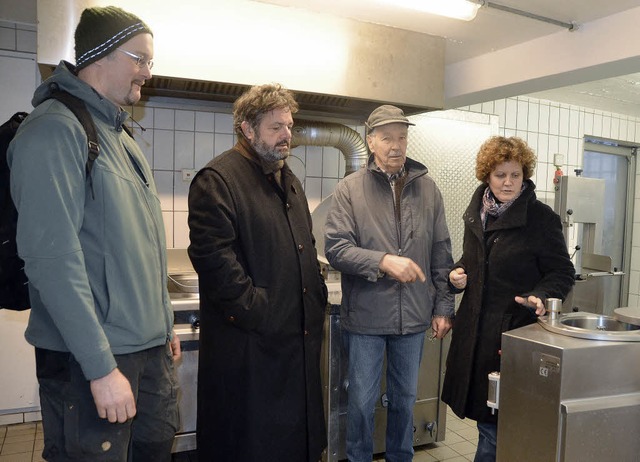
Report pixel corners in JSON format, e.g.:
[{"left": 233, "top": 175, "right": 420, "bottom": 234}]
[
  {"left": 167, "top": 249, "right": 200, "bottom": 454},
  {"left": 496, "top": 309, "right": 640, "bottom": 461},
  {"left": 554, "top": 173, "right": 624, "bottom": 314},
  {"left": 320, "top": 302, "right": 449, "bottom": 461}
]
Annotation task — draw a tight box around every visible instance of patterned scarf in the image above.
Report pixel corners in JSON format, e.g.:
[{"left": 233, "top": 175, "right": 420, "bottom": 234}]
[{"left": 480, "top": 182, "right": 527, "bottom": 229}]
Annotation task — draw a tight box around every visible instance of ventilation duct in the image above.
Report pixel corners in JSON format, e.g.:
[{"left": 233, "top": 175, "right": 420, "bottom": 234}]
[{"left": 292, "top": 122, "right": 368, "bottom": 177}]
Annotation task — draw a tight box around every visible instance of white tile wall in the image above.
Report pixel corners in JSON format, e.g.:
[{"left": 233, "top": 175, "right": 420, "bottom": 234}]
[
  {"left": 322, "top": 146, "right": 341, "bottom": 178},
  {"left": 214, "top": 133, "right": 235, "bottom": 157},
  {"left": 194, "top": 132, "right": 215, "bottom": 167},
  {"left": 174, "top": 131, "right": 195, "bottom": 169},
  {"left": 123, "top": 99, "right": 351, "bottom": 249},
  {"left": 215, "top": 113, "right": 234, "bottom": 134},
  {"left": 0, "top": 26, "right": 15, "bottom": 50},
  {"left": 131, "top": 94, "right": 640, "bottom": 304},
  {"left": 195, "top": 111, "right": 215, "bottom": 132},
  {"left": 459, "top": 96, "right": 640, "bottom": 303},
  {"left": 0, "top": 20, "right": 36, "bottom": 53},
  {"left": 305, "top": 145, "right": 323, "bottom": 177},
  {"left": 175, "top": 110, "right": 194, "bottom": 131}
]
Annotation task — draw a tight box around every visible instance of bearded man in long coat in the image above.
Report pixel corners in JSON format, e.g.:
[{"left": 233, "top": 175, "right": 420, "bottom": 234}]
[{"left": 188, "top": 83, "right": 328, "bottom": 462}]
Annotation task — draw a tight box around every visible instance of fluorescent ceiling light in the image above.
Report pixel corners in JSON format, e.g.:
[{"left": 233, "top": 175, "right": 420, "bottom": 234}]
[{"left": 377, "top": 0, "right": 481, "bottom": 21}]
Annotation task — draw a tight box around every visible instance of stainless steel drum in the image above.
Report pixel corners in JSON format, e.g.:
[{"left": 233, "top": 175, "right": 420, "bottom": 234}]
[{"left": 497, "top": 321, "right": 640, "bottom": 461}]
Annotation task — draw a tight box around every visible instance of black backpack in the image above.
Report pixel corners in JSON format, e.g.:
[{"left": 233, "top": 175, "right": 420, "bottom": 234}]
[{"left": 0, "top": 89, "right": 99, "bottom": 310}]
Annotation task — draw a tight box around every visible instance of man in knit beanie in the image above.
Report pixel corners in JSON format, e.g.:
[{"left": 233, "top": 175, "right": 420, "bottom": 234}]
[
  {"left": 8, "top": 5, "right": 180, "bottom": 461},
  {"left": 74, "top": 6, "right": 153, "bottom": 70}
]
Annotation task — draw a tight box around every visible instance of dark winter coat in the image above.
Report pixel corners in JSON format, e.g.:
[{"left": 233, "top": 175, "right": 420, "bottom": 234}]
[
  {"left": 188, "top": 139, "right": 328, "bottom": 462},
  {"left": 441, "top": 180, "right": 575, "bottom": 424}
]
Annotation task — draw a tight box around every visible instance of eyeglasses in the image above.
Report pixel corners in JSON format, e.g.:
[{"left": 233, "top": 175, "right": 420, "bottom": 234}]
[{"left": 116, "top": 48, "right": 154, "bottom": 70}]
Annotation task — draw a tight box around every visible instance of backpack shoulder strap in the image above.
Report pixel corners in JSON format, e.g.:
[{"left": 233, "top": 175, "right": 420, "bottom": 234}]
[{"left": 47, "top": 89, "right": 99, "bottom": 198}]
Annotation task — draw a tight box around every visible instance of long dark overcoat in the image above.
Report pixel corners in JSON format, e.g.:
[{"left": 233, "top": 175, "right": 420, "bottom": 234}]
[
  {"left": 188, "top": 140, "right": 328, "bottom": 462},
  {"left": 441, "top": 180, "right": 575, "bottom": 424}
]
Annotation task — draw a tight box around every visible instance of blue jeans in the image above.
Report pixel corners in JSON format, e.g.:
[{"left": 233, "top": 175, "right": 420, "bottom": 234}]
[
  {"left": 345, "top": 331, "right": 425, "bottom": 462},
  {"left": 475, "top": 422, "right": 497, "bottom": 462}
]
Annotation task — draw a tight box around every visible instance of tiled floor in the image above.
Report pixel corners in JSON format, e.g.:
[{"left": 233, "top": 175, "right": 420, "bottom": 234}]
[
  {"left": 0, "top": 407, "right": 478, "bottom": 461},
  {"left": 371, "top": 407, "right": 478, "bottom": 462},
  {"left": 0, "top": 422, "right": 44, "bottom": 462}
]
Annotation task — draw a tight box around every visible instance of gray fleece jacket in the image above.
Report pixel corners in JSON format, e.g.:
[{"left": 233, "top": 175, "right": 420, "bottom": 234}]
[
  {"left": 8, "top": 61, "right": 173, "bottom": 380},
  {"left": 325, "top": 156, "right": 454, "bottom": 335}
]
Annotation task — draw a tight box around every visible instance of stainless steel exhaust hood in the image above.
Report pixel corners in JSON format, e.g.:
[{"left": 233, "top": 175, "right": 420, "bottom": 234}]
[{"left": 37, "top": 0, "right": 446, "bottom": 119}]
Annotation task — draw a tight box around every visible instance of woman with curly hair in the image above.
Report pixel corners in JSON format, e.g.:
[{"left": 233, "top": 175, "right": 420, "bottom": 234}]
[{"left": 441, "top": 136, "right": 575, "bottom": 461}]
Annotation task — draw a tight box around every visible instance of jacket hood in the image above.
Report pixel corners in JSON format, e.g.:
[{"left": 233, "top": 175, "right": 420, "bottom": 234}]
[{"left": 32, "top": 60, "right": 130, "bottom": 130}]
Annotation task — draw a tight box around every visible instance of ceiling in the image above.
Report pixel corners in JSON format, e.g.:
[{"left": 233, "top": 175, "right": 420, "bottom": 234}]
[
  {"left": 5, "top": 0, "right": 640, "bottom": 118},
  {"left": 253, "top": 0, "right": 640, "bottom": 117}
]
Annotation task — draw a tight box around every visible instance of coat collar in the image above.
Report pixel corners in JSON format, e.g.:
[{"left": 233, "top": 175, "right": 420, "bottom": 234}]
[
  {"left": 465, "top": 179, "right": 537, "bottom": 233},
  {"left": 366, "top": 154, "right": 428, "bottom": 184},
  {"left": 34, "top": 60, "right": 130, "bottom": 131}
]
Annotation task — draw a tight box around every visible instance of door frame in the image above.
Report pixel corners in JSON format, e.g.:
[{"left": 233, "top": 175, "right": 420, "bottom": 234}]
[{"left": 583, "top": 138, "right": 637, "bottom": 308}]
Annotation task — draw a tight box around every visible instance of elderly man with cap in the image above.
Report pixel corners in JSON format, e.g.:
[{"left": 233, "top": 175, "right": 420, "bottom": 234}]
[
  {"left": 325, "top": 105, "right": 455, "bottom": 462},
  {"left": 8, "top": 6, "right": 179, "bottom": 461}
]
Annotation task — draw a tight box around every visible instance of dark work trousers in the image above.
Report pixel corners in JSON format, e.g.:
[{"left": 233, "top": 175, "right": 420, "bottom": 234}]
[{"left": 35, "top": 342, "right": 180, "bottom": 462}]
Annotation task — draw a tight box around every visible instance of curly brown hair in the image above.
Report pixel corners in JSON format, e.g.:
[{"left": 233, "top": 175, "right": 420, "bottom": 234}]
[
  {"left": 475, "top": 136, "right": 536, "bottom": 183},
  {"left": 233, "top": 83, "right": 299, "bottom": 137}
]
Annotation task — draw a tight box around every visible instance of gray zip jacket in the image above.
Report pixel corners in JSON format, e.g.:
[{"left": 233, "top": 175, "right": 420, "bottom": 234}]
[
  {"left": 324, "top": 156, "right": 454, "bottom": 335},
  {"left": 8, "top": 61, "right": 173, "bottom": 380}
]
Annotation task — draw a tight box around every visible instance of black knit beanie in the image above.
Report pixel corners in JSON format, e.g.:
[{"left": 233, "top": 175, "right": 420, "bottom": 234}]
[{"left": 74, "top": 6, "right": 153, "bottom": 71}]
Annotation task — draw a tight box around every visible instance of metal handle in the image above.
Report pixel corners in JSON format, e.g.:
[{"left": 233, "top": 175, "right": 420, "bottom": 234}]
[
  {"left": 487, "top": 371, "right": 500, "bottom": 414},
  {"left": 546, "top": 298, "right": 562, "bottom": 321}
]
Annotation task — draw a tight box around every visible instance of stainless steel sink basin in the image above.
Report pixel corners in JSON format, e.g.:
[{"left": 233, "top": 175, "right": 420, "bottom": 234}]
[
  {"left": 560, "top": 315, "right": 640, "bottom": 331},
  {"left": 538, "top": 312, "right": 640, "bottom": 341}
]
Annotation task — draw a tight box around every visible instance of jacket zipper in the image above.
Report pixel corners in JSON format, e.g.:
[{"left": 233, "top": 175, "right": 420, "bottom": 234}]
[
  {"left": 395, "top": 171, "right": 426, "bottom": 334},
  {"left": 120, "top": 134, "right": 172, "bottom": 337},
  {"left": 377, "top": 168, "right": 425, "bottom": 334},
  {"left": 395, "top": 180, "right": 403, "bottom": 333}
]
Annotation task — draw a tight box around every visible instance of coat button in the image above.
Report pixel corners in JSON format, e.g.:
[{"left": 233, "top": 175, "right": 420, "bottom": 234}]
[
  {"left": 304, "top": 329, "right": 309, "bottom": 335},
  {"left": 228, "top": 316, "right": 235, "bottom": 322},
  {"left": 286, "top": 203, "right": 291, "bottom": 210},
  {"left": 298, "top": 244, "right": 304, "bottom": 252},
  {"left": 303, "top": 287, "right": 307, "bottom": 294}
]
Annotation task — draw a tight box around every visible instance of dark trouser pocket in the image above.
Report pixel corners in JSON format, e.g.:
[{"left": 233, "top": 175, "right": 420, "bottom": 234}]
[{"left": 36, "top": 348, "right": 130, "bottom": 461}]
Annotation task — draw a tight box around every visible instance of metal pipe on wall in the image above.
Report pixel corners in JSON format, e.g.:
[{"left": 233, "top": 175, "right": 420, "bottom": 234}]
[{"left": 292, "top": 122, "right": 368, "bottom": 177}]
